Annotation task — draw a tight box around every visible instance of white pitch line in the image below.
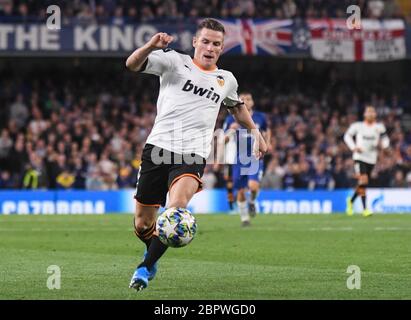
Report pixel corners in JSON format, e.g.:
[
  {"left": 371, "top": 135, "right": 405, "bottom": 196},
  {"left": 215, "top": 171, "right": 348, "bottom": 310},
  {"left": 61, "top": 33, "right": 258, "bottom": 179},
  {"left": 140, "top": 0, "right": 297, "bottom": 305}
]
[
  {"left": 374, "top": 227, "right": 411, "bottom": 231},
  {"left": 309, "top": 227, "right": 354, "bottom": 231},
  {"left": 308, "top": 227, "right": 411, "bottom": 231}
]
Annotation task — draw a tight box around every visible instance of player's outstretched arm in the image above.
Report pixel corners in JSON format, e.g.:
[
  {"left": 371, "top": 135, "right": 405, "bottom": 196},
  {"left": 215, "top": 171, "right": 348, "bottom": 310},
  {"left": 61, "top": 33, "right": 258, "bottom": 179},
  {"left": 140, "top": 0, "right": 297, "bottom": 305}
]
[
  {"left": 125, "top": 33, "right": 174, "bottom": 72},
  {"left": 229, "top": 104, "right": 268, "bottom": 159},
  {"left": 264, "top": 127, "right": 272, "bottom": 151},
  {"left": 223, "top": 123, "right": 239, "bottom": 144}
]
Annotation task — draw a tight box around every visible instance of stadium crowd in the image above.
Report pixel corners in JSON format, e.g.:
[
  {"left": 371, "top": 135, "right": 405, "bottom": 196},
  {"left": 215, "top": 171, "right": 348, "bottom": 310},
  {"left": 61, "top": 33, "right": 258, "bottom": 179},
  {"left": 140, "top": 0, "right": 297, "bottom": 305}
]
[
  {"left": 1, "top": 61, "right": 410, "bottom": 191},
  {"left": 0, "top": 0, "right": 407, "bottom": 22}
]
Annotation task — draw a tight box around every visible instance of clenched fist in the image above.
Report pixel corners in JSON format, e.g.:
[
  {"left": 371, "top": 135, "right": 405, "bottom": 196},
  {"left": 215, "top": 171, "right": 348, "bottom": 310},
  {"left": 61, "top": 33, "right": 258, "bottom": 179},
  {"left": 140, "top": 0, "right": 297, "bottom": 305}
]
[{"left": 147, "top": 32, "right": 174, "bottom": 50}]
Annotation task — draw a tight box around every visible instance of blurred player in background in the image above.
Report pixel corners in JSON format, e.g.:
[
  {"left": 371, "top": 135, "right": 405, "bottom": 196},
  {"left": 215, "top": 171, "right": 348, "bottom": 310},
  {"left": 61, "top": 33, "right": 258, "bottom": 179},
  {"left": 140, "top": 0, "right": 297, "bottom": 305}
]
[
  {"left": 344, "top": 106, "right": 390, "bottom": 217},
  {"left": 125, "top": 19, "right": 267, "bottom": 291},
  {"left": 223, "top": 92, "right": 270, "bottom": 226}
]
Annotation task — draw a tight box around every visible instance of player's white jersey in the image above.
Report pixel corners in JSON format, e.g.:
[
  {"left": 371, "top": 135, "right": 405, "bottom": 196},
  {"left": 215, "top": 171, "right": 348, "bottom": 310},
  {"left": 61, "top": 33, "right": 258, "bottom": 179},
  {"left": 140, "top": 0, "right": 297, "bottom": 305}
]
[
  {"left": 221, "top": 119, "right": 237, "bottom": 165},
  {"left": 344, "top": 121, "right": 389, "bottom": 164},
  {"left": 141, "top": 49, "right": 242, "bottom": 159}
]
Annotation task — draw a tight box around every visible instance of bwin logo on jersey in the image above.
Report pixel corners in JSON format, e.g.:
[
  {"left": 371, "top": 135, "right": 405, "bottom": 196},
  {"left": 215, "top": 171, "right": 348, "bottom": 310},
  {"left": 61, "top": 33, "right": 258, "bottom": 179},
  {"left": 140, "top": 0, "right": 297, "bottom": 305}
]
[{"left": 182, "top": 80, "right": 221, "bottom": 103}]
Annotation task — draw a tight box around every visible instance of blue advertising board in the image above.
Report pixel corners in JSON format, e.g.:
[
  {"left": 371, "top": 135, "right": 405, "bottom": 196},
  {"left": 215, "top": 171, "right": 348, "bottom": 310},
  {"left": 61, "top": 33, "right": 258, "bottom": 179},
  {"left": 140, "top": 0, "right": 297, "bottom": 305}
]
[
  {"left": 0, "top": 189, "right": 410, "bottom": 215},
  {"left": 0, "top": 190, "right": 132, "bottom": 214}
]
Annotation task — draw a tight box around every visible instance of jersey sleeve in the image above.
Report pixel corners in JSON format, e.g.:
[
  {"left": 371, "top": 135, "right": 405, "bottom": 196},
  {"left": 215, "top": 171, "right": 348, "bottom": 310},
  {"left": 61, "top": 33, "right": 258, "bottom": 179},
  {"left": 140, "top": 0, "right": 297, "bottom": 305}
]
[
  {"left": 379, "top": 123, "right": 388, "bottom": 135},
  {"left": 379, "top": 124, "right": 390, "bottom": 149},
  {"left": 222, "top": 75, "right": 243, "bottom": 108},
  {"left": 140, "top": 49, "right": 175, "bottom": 76},
  {"left": 344, "top": 123, "right": 358, "bottom": 151}
]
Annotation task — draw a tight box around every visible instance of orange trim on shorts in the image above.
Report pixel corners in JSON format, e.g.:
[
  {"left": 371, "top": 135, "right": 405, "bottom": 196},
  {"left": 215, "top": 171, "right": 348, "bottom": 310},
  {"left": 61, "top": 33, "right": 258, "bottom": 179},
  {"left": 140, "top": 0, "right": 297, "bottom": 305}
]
[
  {"left": 135, "top": 199, "right": 161, "bottom": 208},
  {"left": 169, "top": 173, "right": 203, "bottom": 193}
]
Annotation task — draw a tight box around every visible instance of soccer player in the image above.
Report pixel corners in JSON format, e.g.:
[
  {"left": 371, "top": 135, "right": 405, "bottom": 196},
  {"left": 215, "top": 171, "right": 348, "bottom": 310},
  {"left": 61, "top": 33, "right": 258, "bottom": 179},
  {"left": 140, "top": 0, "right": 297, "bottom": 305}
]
[
  {"left": 125, "top": 18, "right": 267, "bottom": 291},
  {"left": 344, "top": 105, "right": 390, "bottom": 217},
  {"left": 223, "top": 92, "right": 270, "bottom": 226}
]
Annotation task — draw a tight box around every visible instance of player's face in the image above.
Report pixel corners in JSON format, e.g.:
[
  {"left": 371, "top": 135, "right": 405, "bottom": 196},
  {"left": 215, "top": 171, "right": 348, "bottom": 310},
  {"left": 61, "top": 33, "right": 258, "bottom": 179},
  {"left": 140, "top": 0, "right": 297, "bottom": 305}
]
[
  {"left": 364, "top": 107, "right": 377, "bottom": 122},
  {"left": 239, "top": 94, "right": 254, "bottom": 111},
  {"left": 193, "top": 28, "right": 224, "bottom": 70}
]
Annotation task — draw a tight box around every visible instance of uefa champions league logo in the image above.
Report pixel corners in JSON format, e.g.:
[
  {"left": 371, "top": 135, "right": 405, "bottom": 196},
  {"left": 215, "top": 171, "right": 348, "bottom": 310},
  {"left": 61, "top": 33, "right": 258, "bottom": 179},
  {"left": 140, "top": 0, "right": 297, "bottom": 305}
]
[
  {"left": 293, "top": 28, "right": 310, "bottom": 50},
  {"left": 371, "top": 193, "right": 384, "bottom": 213}
]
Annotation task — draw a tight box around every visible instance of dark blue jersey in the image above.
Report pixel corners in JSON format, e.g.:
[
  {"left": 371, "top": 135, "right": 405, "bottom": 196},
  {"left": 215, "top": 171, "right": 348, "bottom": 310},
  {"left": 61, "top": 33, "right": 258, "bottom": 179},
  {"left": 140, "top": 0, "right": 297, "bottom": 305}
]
[{"left": 223, "top": 111, "right": 268, "bottom": 162}]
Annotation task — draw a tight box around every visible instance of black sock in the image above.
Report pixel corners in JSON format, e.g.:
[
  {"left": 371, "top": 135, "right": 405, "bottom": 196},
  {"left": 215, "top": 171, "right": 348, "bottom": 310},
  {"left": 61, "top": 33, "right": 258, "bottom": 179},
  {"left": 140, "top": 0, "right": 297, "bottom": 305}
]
[
  {"left": 361, "top": 196, "right": 367, "bottom": 210},
  {"left": 351, "top": 192, "right": 358, "bottom": 203},
  {"left": 144, "top": 238, "right": 152, "bottom": 250},
  {"left": 226, "top": 181, "right": 234, "bottom": 210},
  {"left": 137, "top": 231, "right": 153, "bottom": 249},
  {"left": 139, "top": 236, "right": 168, "bottom": 270}
]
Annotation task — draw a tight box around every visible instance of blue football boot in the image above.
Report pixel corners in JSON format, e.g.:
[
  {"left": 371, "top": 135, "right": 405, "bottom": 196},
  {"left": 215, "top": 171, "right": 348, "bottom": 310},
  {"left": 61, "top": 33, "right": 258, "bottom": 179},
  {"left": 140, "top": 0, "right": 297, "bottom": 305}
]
[{"left": 129, "top": 266, "right": 150, "bottom": 291}]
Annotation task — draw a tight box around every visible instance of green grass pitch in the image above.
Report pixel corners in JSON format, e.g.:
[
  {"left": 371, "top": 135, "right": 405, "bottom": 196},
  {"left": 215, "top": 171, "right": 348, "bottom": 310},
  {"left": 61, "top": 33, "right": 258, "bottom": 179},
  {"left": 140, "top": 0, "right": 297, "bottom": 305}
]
[{"left": 0, "top": 214, "right": 410, "bottom": 300}]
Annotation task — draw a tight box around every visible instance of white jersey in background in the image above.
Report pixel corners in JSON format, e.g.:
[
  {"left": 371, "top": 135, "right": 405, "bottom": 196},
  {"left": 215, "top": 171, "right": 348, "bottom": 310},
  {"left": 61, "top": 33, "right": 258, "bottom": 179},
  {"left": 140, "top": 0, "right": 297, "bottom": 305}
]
[
  {"left": 141, "top": 49, "right": 242, "bottom": 159},
  {"left": 222, "top": 121, "right": 237, "bottom": 165},
  {"left": 344, "top": 121, "right": 390, "bottom": 164}
]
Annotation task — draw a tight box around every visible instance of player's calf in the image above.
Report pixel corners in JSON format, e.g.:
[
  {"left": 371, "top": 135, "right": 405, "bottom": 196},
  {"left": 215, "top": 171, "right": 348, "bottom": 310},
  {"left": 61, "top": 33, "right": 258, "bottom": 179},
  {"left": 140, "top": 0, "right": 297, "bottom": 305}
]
[
  {"left": 357, "top": 184, "right": 368, "bottom": 210},
  {"left": 134, "top": 218, "right": 156, "bottom": 248},
  {"left": 134, "top": 203, "right": 158, "bottom": 247}
]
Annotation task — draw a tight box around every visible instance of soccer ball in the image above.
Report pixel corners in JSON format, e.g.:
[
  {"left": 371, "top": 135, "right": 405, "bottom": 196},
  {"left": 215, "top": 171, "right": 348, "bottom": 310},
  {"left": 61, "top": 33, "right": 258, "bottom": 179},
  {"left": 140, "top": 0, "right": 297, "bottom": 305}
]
[{"left": 156, "top": 207, "right": 197, "bottom": 248}]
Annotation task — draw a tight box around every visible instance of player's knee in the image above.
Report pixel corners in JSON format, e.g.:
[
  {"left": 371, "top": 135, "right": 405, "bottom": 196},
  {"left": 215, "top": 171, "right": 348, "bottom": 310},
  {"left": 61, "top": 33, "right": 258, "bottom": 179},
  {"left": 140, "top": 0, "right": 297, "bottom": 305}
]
[
  {"left": 359, "top": 175, "right": 368, "bottom": 185},
  {"left": 134, "top": 217, "right": 156, "bottom": 239},
  {"left": 168, "top": 198, "right": 189, "bottom": 208},
  {"left": 248, "top": 181, "right": 259, "bottom": 193},
  {"left": 134, "top": 217, "right": 152, "bottom": 231},
  {"left": 168, "top": 189, "right": 193, "bottom": 208},
  {"left": 357, "top": 185, "right": 366, "bottom": 196},
  {"left": 134, "top": 206, "right": 157, "bottom": 230}
]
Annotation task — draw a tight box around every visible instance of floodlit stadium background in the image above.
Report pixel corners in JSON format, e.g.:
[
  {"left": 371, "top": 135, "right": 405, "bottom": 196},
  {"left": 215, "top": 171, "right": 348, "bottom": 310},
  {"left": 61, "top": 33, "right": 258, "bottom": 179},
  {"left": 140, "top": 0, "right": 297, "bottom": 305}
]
[{"left": 1, "top": 0, "right": 411, "bottom": 214}]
